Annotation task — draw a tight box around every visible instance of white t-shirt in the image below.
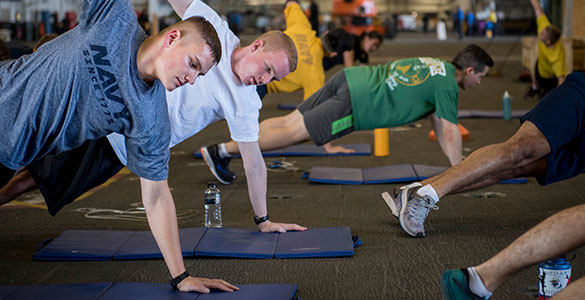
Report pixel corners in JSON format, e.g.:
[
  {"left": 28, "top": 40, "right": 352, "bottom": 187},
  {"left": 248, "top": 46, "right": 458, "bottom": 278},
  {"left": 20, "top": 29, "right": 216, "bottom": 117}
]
[{"left": 107, "top": 0, "right": 262, "bottom": 165}]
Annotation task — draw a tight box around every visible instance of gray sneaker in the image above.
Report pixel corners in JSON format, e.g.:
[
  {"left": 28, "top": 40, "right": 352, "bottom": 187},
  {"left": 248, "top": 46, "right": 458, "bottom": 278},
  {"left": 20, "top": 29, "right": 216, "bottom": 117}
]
[
  {"left": 399, "top": 187, "right": 439, "bottom": 237},
  {"left": 381, "top": 182, "right": 423, "bottom": 218}
]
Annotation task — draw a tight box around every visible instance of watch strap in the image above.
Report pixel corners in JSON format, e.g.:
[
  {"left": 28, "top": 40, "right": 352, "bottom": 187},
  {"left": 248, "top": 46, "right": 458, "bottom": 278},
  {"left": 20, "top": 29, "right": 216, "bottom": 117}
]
[
  {"left": 170, "top": 271, "right": 190, "bottom": 290},
  {"left": 254, "top": 215, "right": 270, "bottom": 225}
]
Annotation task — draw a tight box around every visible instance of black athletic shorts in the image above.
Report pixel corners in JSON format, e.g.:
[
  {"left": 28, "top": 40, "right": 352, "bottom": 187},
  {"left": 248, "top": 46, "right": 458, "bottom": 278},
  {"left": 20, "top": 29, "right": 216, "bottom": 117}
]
[
  {"left": 29, "top": 137, "right": 124, "bottom": 216},
  {"left": 0, "top": 163, "right": 16, "bottom": 190},
  {"left": 297, "top": 71, "right": 354, "bottom": 146},
  {"left": 535, "top": 59, "right": 559, "bottom": 96},
  {"left": 521, "top": 71, "right": 585, "bottom": 186}
]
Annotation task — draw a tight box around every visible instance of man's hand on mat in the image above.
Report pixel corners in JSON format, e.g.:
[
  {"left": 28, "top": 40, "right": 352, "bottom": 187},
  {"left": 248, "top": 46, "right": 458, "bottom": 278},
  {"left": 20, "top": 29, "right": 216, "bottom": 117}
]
[
  {"left": 178, "top": 276, "right": 239, "bottom": 293},
  {"left": 258, "top": 221, "right": 308, "bottom": 233},
  {"left": 323, "top": 143, "right": 355, "bottom": 154}
]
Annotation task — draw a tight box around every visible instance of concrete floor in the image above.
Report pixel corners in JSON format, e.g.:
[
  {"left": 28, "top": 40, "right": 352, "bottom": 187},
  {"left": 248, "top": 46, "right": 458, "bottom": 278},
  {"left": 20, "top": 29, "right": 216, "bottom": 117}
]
[{"left": 1, "top": 33, "right": 584, "bottom": 299}]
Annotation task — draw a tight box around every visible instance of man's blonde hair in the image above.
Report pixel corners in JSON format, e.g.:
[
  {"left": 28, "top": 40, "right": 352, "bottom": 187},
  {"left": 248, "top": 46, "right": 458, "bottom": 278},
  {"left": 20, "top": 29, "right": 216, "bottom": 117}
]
[
  {"left": 255, "top": 30, "right": 298, "bottom": 73},
  {"left": 162, "top": 16, "right": 222, "bottom": 64}
]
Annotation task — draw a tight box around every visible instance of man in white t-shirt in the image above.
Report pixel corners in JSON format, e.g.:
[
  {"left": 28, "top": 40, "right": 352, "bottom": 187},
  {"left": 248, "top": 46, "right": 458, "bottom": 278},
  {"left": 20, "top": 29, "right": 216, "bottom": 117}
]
[{"left": 0, "top": 0, "right": 303, "bottom": 291}]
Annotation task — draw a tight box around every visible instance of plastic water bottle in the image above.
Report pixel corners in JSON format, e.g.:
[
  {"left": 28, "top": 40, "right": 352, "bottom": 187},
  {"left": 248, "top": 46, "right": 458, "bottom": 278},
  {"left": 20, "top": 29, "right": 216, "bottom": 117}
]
[
  {"left": 204, "top": 183, "right": 222, "bottom": 228},
  {"left": 502, "top": 91, "right": 511, "bottom": 120},
  {"left": 538, "top": 257, "right": 571, "bottom": 299}
]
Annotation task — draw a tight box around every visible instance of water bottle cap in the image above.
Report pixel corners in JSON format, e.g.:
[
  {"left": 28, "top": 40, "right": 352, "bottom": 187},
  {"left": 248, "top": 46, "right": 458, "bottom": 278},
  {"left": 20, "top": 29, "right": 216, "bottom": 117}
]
[
  {"left": 207, "top": 182, "right": 217, "bottom": 188},
  {"left": 504, "top": 90, "right": 510, "bottom": 98}
]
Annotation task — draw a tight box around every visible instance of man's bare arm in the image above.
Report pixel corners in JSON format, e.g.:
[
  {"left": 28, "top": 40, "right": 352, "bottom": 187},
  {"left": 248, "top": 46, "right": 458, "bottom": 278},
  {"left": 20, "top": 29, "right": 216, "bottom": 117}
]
[
  {"left": 529, "top": 0, "right": 545, "bottom": 17},
  {"left": 238, "top": 141, "right": 307, "bottom": 233},
  {"left": 140, "top": 178, "right": 237, "bottom": 293},
  {"left": 431, "top": 115, "right": 462, "bottom": 166},
  {"left": 167, "top": 0, "right": 193, "bottom": 19}
]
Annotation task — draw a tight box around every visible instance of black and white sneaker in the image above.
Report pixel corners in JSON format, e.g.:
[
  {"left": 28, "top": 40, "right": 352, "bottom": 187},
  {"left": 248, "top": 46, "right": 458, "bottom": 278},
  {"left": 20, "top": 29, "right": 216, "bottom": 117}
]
[{"left": 200, "top": 145, "right": 236, "bottom": 184}]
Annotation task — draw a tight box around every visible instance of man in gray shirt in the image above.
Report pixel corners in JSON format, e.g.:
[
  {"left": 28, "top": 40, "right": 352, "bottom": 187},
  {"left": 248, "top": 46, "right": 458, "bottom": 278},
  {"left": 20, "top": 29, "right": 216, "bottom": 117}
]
[{"left": 0, "top": 0, "right": 237, "bottom": 294}]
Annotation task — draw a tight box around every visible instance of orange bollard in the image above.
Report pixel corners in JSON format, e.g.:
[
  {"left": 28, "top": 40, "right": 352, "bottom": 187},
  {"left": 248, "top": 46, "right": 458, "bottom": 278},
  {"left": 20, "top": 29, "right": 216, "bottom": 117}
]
[{"left": 374, "top": 128, "right": 390, "bottom": 157}]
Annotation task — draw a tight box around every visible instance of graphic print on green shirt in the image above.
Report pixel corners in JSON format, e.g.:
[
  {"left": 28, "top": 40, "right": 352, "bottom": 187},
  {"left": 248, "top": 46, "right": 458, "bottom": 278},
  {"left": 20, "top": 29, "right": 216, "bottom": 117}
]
[{"left": 344, "top": 57, "right": 459, "bottom": 130}]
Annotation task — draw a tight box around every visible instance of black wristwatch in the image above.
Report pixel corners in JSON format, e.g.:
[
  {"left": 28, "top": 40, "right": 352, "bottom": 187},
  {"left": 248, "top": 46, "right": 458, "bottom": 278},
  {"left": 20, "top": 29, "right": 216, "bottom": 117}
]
[
  {"left": 170, "top": 271, "right": 190, "bottom": 290},
  {"left": 254, "top": 215, "right": 270, "bottom": 225}
]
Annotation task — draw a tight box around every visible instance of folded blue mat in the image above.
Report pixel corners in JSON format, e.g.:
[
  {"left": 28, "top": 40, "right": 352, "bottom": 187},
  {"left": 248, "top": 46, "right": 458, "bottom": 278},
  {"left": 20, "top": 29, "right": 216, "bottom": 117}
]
[
  {"left": 277, "top": 103, "right": 298, "bottom": 110},
  {"left": 0, "top": 285, "right": 25, "bottom": 299},
  {"left": 0, "top": 282, "right": 299, "bottom": 300},
  {"left": 33, "top": 230, "right": 135, "bottom": 261},
  {"left": 197, "top": 284, "right": 298, "bottom": 300},
  {"left": 194, "top": 228, "right": 278, "bottom": 259},
  {"left": 458, "top": 109, "right": 529, "bottom": 119},
  {"left": 34, "top": 227, "right": 356, "bottom": 261},
  {"left": 193, "top": 144, "right": 371, "bottom": 158},
  {"left": 99, "top": 282, "right": 195, "bottom": 300},
  {"left": 308, "top": 164, "right": 527, "bottom": 185},
  {"left": 1, "top": 282, "right": 113, "bottom": 300},
  {"left": 275, "top": 227, "right": 354, "bottom": 258},
  {"left": 113, "top": 227, "right": 207, "bottom": 260},
  {"left": 307, "top": 167, "right": 364, "bottom": 185},
  {"left": 412, "top": 164, "right": 448, "bottom": 180},
  {"left": 363, "top": 164, "right": 418, "bottom": 184}
]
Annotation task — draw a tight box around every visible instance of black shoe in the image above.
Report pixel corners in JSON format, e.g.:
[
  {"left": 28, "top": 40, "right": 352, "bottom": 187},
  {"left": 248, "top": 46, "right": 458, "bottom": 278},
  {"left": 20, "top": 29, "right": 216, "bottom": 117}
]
[
  {"left": 200, "top": 145, "right": 236, "bottom": 184},
  {"left": 523, "top": 87, "right": 539, "bottom": 100}
]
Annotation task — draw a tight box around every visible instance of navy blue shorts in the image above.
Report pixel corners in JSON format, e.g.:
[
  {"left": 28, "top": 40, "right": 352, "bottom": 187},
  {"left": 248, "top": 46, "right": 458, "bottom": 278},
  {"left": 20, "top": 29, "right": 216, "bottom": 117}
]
[
  {"left": 521, "top": 72, "right": 585, "bottom": 185},
  {"left": 29, "top": 137, "right": 124, "bottom": 216}
]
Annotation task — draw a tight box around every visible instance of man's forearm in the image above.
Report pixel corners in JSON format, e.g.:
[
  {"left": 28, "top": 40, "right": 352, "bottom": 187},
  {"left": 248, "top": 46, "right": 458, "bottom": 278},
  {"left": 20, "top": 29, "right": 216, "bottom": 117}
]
[
  {"left": 244, "top": 162, "right": 268, "bottom": 218},
  {"left": 442, "top": 137, "right": 462, "bottom": 166},
  {"left": 432, "top": 117, "right": 462, "bottom": 166},
  {"left": 238, "top": 142, "right": 268, "bottom": 218},
  {"left": 530, "top": 0, "right": 544, "bottom": 17},
  {"left": 439, "top": 126, "right": 462, "bottom": 166},
  {"left": 140, "top": 179, "right": 186, "bottom": 278}
]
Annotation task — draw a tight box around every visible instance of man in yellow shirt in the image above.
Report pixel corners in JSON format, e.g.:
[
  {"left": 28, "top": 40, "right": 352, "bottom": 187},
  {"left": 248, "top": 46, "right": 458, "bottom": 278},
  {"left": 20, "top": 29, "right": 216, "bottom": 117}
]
[{"left": 526, "top": 0, "right": 566, "bottom": 98}]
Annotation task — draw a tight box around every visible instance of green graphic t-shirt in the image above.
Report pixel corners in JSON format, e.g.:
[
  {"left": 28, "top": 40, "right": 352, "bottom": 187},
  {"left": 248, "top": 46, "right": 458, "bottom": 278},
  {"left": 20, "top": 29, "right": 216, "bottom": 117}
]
[{"left": 344, "top": 57, "right": 459, "bottom": 130}]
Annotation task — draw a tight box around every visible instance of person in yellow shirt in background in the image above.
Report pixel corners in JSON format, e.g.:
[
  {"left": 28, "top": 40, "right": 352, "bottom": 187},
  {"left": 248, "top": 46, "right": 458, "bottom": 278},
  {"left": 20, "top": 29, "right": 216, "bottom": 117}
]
[
  {"left": 526, "top": 0, "right": 566, "bottom": 99},
  {"left": 257, "top": 0, "right": 353, "bottom": 101}
]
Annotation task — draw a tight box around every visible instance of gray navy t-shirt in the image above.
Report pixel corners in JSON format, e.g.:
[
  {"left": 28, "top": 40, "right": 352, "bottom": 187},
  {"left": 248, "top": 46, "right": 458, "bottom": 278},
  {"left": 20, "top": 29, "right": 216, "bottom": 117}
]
[{"left": 0, "top": 0, "right": 170, "bottom": 181}]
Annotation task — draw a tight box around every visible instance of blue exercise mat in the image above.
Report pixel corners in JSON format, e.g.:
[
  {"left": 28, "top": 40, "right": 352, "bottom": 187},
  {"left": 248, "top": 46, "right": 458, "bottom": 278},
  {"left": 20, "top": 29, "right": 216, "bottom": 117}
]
[
  {"left": 0, "top": 285, "right": 20, "bottom": 299},
  {"left": 194, "top": 228, "right": 278, "bottom": 259},
  {"left": 458, "top": 109, "right": 529, "bottom": 119},
  {"left": 33, "top": 230, "right": 134, "bottom": 261},
  {"left": 277, "top": 103, "right": 298, "bottom": 110},
  {"left": 193, "top": 144, "right": 371, "bottom": 158},
  {"left": 34, "top": 227, "right": 356, "bottom": 261},
  {"left": 98, "top": 282, "right": 195, "bottom": 300},
  {"left": 307, "top": 167, "right": 364, "bottom": 185},
  {"left": 363, "top": 164, "right": 418, "bottom": 184},
  {"left": 197, "top": 284, "right": 298, "bottom": 300},
  {"left": 275, "top": 227, "right": 354, "bottom": 258},
  {"left": 1, "top": 282, "right": 113, "bottom": 300},
  {"left": 412, "top": 164, "right": 448, "bottom": 180},
  {"left": 113, "top": 227, "right": 207, "bottom": 260},
  {"left": 282, "top": 144, "right": 371, "bottom": 156},
  {"left": 0, "top": 283, "right": 298, "bottom": 300},
  {"left": 308, "top": 164, "right": 527, "bottom": 185}
]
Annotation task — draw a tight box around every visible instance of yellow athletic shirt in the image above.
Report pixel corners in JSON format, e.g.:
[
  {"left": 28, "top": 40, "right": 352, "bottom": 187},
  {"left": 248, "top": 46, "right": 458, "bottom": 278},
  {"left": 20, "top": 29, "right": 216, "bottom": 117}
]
[
  {"left": 537, "top": 15, "right": 566, "bottom": 79},
  {"left": 267, "top": 2, "right": 325, "bottom": 100}
]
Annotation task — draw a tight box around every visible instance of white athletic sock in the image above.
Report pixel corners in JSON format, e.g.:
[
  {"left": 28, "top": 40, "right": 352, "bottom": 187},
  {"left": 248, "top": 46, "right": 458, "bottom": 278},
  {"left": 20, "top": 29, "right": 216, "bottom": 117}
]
[
  {"left": 467, "top": 266, "right": 493, "bottom": 299},
  {"left": 416, "top": 184, "right": 439, "bottom": 204},
  {"left": 218, "top": 143, "right": 232, "bottom": 158}
]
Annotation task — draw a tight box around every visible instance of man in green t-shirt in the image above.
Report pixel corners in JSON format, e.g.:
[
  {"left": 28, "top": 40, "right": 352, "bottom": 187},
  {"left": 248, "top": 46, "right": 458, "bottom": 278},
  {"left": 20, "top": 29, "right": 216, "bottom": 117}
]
[{"left": 203, "top": 44, "right": 493, "bottom": 183}]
